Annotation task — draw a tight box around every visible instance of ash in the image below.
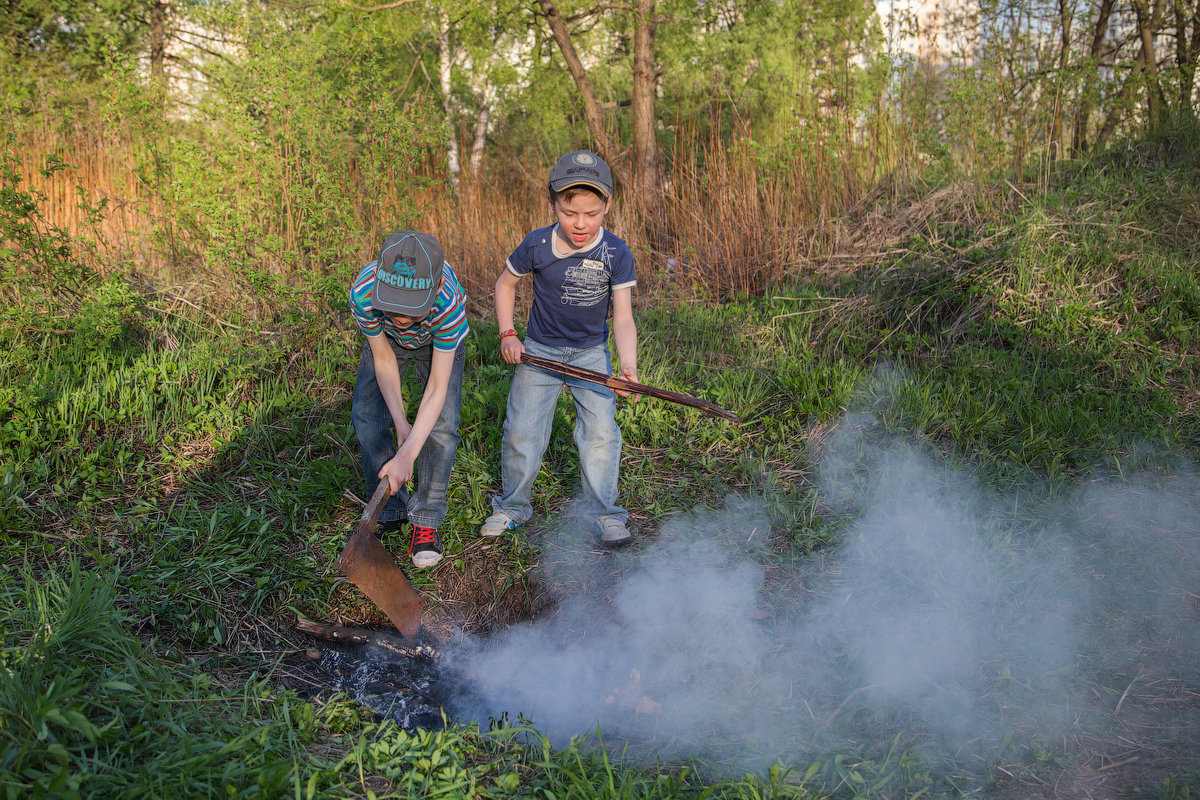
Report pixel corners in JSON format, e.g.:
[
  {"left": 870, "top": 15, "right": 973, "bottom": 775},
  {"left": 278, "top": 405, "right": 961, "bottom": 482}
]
[{"left": 315, "top": 638, "right": 446, "bottom": 730}]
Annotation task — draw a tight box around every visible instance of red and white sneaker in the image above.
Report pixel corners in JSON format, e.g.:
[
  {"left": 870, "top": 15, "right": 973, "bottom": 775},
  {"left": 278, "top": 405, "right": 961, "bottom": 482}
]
[{"left": 408, "top": 525, "right": 444, "bottom": 568}]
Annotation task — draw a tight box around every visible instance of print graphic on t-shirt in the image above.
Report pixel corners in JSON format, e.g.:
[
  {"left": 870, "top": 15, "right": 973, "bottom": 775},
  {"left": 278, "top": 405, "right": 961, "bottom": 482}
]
[{"left": 560, "top": 257, "right": 610, "bottom": 306}]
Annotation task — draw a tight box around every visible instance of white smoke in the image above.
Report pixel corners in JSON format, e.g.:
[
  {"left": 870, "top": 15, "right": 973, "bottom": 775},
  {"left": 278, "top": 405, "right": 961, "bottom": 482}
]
[{"left": 444, "top": 414, "right": 1200, "bottom": 781}]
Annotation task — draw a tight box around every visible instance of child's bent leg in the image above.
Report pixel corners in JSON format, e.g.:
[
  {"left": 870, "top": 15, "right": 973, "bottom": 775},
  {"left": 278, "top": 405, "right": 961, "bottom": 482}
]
[
  {"left": 350, "top": 340, "right": 409, "bottom": 523},
  {"left": 408, "top": 343, "right": 465, "bottom": 529}
]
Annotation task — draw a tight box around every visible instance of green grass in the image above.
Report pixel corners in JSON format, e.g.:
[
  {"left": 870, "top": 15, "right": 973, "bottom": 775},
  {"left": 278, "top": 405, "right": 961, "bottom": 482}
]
[
  {"left": 3, "top": 131, "right": 1200, "bottom": 797},
  {"left": 1, "top": 559, "right": 351, "bottom": 798}
]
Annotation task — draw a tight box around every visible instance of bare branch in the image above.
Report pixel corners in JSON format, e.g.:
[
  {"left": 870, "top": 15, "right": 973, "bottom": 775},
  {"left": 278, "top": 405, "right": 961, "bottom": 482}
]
[
  {"left": 340, "top": 0, "right": 419, "bottom": 10},
  {"left": 169, "top": 41, "right": 239, "bottom": 66},
  {"left": 563, "top": 3, "right": 630, "bottom": 23}
]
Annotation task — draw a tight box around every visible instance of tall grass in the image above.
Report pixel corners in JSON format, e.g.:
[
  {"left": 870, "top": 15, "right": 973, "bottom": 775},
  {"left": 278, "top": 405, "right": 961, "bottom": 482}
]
[
  {"left": 0, "top": 560, "right": 353, "bottom": 798},
  {"left": 6, "top": 64, "right": 1070, "bottom": 318}
]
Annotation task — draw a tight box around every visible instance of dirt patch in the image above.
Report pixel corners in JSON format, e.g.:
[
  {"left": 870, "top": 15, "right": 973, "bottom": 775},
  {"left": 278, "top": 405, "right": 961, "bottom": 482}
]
[
  {"left": 423, "top": 534, "right": 555, "bottom": 636},
  {"left": 320, "top": 523, "right": 558, "bottom": 639}
]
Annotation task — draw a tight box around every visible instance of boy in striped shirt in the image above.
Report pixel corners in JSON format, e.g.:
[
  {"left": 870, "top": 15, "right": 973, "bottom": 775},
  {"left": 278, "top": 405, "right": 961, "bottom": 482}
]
[{"left": 349, "top": 231, "right": 469, "bottom": 568}]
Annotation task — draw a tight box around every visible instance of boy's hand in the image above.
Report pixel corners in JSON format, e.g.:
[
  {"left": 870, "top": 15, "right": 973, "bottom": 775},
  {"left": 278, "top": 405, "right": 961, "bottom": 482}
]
[
  {"left": 615, "top": 366, "right": 640, "bottom": 402},
  {"left": 379, "top": 453, "right": 415, "bottom": 494},
  {"left": 500, "top": 335, "right": 524, "bottom": 365}
]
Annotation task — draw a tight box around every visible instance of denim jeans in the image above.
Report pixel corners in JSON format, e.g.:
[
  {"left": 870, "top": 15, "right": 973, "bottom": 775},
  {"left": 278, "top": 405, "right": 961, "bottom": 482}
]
[
  {"left": 491, "top": 338, "right": 626, "bottom": 525},
  {"left": 351, "top": 337, "right": 465, "bottom": 529}
]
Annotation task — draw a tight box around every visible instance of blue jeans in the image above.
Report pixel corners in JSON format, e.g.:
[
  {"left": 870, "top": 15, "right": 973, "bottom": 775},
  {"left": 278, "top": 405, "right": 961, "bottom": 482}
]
[
  {"left": 491, "top": 339, "right": 626, "bottom": 525},
  {"left": 351, "top": 337, "right": 464, "bottom": 529}
]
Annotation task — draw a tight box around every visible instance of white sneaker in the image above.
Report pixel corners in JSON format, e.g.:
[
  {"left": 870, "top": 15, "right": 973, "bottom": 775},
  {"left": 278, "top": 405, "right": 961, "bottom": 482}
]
[
  {"left": 594, "top": 516, "right": 633, "bottom": 547},
  {"left": 479, "top": 511, "right": 521, "bottom": 538}
]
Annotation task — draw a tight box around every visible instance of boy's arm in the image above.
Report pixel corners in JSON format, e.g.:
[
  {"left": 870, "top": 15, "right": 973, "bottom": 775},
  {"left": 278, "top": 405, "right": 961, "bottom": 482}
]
[
  {"left": 610, "top": 286, "right": 639, "bottom": 402},
  {"left": 496, "top": 269, "right": 525, "bottom": 365},
  {"left": 380, "top": 346, "right": 456, "bottom": 491},
  {"left": 368, "top": 334, "right": 412, "bottom": 451}
]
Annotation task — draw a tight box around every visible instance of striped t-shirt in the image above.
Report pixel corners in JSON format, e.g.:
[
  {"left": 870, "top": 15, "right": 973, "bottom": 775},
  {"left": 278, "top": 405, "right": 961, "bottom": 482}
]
[{"left": 349, "top": 261, "right": 469, "bottom": 352}]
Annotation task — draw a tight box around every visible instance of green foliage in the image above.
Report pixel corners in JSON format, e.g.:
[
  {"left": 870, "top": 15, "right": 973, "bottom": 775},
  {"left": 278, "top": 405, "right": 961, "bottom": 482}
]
[
  {"left": 0, "top": 0, "right": 150, "bottom": 79},
  {"left": 339, "top": 723, "right": 481, "bottom": 794},
  {"left": 77, "top": 3, "right": 452, "bottom": 313},
  {"left": 72, "top": 278, "right": 146, "bottom": 348},
  {"left": 932, "top": 63, "right": 1015, "bottom": 178},
  {"left": 0, "top": 291, "right": 365, "bottom": 640},
  {"left": 1159, "top": 773, "right": 1200, "bottom": 800}
]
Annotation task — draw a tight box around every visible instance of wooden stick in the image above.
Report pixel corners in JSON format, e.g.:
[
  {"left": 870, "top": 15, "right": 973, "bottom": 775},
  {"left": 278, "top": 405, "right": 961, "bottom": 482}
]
[
  {"left": 520, "top": 354, "right": 740, "bottom": 422},
  {"left": 295, "top": 616, "right": 433, "bottom": 658}
]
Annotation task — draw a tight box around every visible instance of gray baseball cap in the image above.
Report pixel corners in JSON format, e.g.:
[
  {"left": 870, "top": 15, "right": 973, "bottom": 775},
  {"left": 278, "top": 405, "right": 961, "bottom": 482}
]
[
  {"left": 548, "top": 150, "right": 612, "bottom": 197},
  {"left": 372, "top": 231, "right": 444, "bottom": 318}
]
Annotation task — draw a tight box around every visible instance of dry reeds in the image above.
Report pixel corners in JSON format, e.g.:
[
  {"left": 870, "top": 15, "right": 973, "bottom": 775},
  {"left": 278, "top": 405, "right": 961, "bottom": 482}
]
[
  {"left": 12, "top": 114, "right": 880, "bottom": 315},
  {"left": 15, "top": 116, "right": 158, "bottom": 274}
]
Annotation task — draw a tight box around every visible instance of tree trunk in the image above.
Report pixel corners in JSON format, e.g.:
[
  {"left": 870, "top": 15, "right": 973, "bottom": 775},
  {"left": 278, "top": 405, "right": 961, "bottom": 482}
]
[
  {"left": 149, "top": 0, "right": 167, "bottom": 84},
  {"left": 1132, "top": 0, "right": 1167, "bottom": 126},
  {"left": 1072, "top": 0, "right": 1116, "bottom": 152},
  {"left": 537, "top": 0, "right": 620, "bottom": 174},
  {"left": 1095, "top": 73, "right": 1138, "bottom": 146},
  {"left": 1051, "top": 0, "right": 1073, "bottom": 158},
  {"left": 469, "top": 82, "right": 491, "bottom": 176},
  {"left": 439, "top": 11, "right": 461, "bottom": 188},
  {"left": 1172, "top": 0, "right": 1200, "bottom": 113},
  {"left": 631, "top": 0, "right": 668, "bottom": 251},
  {"left": 537, "top": 0, "right": 673, "bottom": 249}
]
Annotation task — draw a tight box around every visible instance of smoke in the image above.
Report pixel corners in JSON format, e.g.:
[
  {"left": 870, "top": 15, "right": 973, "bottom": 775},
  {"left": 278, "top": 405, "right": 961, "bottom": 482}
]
[
  {"left": 442, "top": 413, "right": 1200, "bottom": 781},
  {"left": 446, "top": 495, "right": 777, "bottom": 753}
]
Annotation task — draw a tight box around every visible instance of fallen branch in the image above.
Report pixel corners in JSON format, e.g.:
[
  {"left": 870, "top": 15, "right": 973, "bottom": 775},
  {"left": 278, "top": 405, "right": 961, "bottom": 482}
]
[{"left": 295, "top": 616, "right": 434, "bottom": 658}]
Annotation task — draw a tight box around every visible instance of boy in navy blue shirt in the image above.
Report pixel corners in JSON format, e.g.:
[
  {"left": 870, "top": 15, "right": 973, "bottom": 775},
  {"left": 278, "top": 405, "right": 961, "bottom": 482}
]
[{"left": 480, "top": 151, "right": 639, "bottom": 546}]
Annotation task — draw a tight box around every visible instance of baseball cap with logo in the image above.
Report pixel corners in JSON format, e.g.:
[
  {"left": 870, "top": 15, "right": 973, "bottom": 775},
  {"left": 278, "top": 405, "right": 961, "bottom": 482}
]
[
  {"left": 372, "top": 231, "right": 445, "bottom": 318},
  {"left": 548, "top": 150, "right": 612, "bottom": 198}
]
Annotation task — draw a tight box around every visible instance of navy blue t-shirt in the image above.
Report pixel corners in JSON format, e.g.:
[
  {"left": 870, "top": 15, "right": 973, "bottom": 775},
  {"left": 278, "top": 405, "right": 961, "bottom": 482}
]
[{"left": 505, "top": 224, "right": 637, "bottom": 348}]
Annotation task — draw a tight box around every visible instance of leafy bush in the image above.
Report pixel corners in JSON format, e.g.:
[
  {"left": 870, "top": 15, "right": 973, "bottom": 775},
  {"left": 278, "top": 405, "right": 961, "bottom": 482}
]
[{"left": 0, "top": 144, "right": 92, "bottom": 310}]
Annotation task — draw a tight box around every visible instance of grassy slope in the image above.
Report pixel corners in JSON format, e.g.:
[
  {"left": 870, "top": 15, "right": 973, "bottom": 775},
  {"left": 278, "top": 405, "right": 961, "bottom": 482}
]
[{"left": 2, "top": 129, "right": 1198, "bottom": 798}]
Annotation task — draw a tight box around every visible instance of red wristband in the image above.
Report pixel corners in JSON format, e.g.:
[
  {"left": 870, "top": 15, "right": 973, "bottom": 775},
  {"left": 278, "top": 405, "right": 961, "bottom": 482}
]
[{"left": 499, "top": 328, "right": 517, "bottom": 339}]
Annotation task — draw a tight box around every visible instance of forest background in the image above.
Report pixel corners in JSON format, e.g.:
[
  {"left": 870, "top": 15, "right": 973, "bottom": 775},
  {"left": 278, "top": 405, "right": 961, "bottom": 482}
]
[
  {"left": 9, "top": 0, "right": 1199, "bottom": 305},
  {"left": 2, "top": 0, "right": 1200, "bottom": 796}
]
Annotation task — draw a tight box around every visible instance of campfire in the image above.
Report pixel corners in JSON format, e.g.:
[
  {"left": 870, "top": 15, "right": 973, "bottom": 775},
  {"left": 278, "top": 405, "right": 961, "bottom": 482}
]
[{"left": 297, "top": 618, "right": 445, "bottom": 730}]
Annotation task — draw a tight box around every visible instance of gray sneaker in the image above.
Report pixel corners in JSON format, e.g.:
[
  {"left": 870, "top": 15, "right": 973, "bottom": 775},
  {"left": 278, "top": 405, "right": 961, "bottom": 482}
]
[
  {"left": 479, "top": 511, "right": 521, "bottom": 538},
  {"left": 594, "top": 516, "right": 633, "bottom": 547}
]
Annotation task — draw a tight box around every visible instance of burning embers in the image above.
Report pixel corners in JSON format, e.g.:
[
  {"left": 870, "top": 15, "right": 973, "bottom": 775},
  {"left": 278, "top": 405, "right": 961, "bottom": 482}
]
[
  {"left": 297, "top": 618, "right": 667, "bottom": 738},
  {"left": 298, "top": 619, "right": 446, "bottom": 731}
]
